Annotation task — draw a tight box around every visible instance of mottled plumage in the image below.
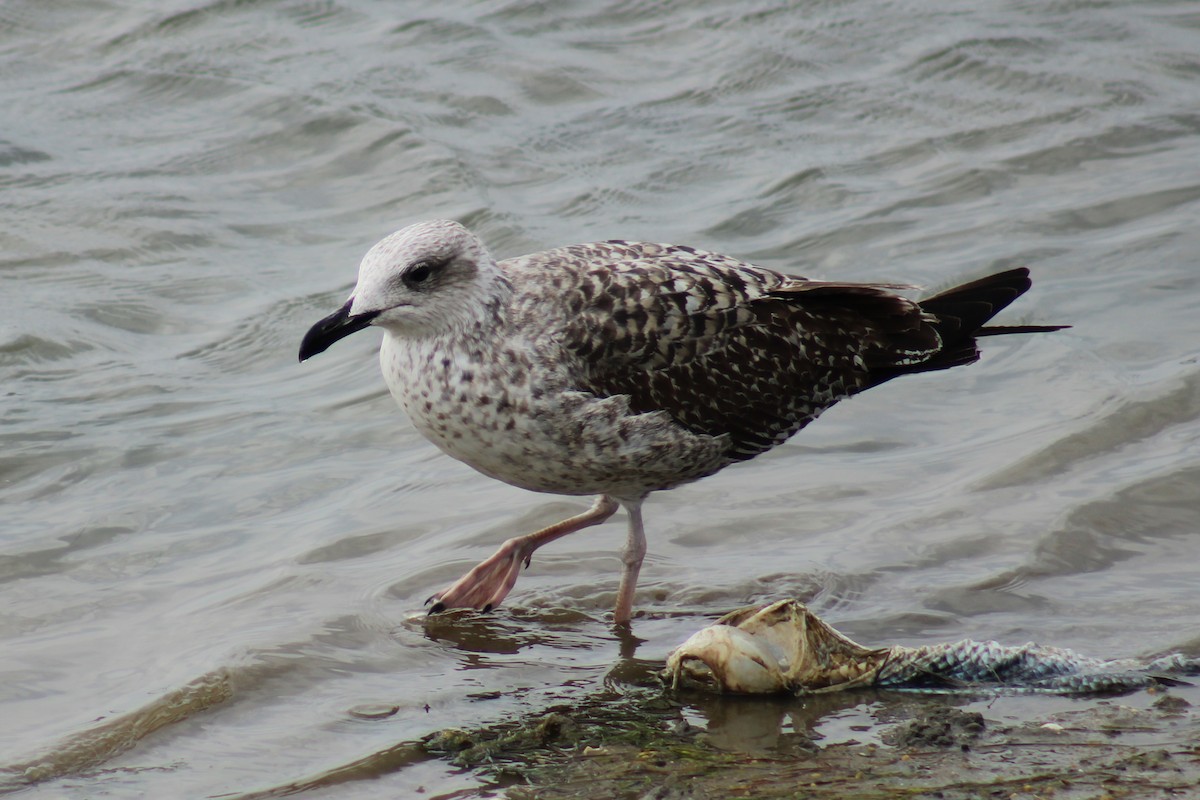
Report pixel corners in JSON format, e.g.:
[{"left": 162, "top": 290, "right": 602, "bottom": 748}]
[
  {"left": 299, "top": 219, "right": 1064, "bottom": 624},
  {"left": 527, "top": 241, "right": 938, "bottom": 464}
]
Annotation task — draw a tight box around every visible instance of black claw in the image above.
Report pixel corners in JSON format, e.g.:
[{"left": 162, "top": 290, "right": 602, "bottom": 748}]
[
  {"left": 482, "top": 603, "right": 493, "bottom": 613},
  {"left": 428, "top": 601, "right": 446, "bottom": 614},
  {"left": 523, "top": 556, "right": 532, "bottom": 569},
  {"left": 424, "top": 595, "right": 434, "bottom": 606}
]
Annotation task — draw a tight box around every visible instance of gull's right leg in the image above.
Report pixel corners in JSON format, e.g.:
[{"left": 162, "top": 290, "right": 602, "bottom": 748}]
[
  {"left": 426, "top": 495, "right": 619, "bottom": 614},
  {"left": 612, "top": 498, "right": 647, "bottom": 626}
]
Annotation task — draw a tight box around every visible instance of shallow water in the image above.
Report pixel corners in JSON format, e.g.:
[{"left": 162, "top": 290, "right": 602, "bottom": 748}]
[{"left": 2, "top": 0, "right": 1199, "bottom": 796}]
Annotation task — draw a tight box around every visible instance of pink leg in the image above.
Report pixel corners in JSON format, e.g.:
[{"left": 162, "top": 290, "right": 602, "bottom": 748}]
[
  {"left": 612, "top": 499, "right": 646, "bottom": 626},
  {"left": 427, "top": 495, "right": 619, "bottom": 614}
]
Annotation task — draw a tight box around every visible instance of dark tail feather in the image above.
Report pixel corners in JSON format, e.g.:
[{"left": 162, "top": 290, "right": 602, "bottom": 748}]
[
  {"left": 977, "top": 324, "right": 1071, "bottom": 336},
  {"left": 871, "top": 267, "right": 1066, "bottom": 384},
  {"left": 921, "top": 267, "right": 1032, "bottom": 334}
]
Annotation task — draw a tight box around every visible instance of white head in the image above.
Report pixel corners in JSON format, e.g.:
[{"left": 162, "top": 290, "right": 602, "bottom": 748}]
[{"left": 299, "top": 220, "right": 507, "bottom": 361}]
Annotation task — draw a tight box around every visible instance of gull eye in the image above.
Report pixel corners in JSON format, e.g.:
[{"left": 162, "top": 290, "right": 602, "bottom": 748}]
[{"left": 404, "top": 261, "right": 434, "bottom": 286}]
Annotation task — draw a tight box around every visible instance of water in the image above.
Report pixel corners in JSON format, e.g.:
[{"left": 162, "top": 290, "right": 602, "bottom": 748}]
[{"left": 2, "top": 0, "right": 1198, "bottom": 796}]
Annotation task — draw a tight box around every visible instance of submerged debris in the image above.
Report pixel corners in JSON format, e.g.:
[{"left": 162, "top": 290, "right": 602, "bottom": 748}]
[
  {"left": 885, "top": 707, "right": 985, "bottom": 749},
  {"left": 664, "top": 599, "right": 1200, "bottom": 695},
  {"left": 420, "top": 686, "right": 1200, "bottom": 800}
]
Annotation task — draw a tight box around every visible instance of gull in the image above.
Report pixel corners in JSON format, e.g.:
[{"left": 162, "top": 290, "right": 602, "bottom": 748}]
[{"left": 299, "top": 219, "right": 1064, "bottom": 624}]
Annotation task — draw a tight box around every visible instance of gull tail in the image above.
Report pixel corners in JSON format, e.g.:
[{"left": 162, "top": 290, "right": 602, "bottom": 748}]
[{"left": 912, "top": 267, "right": 1068, "bottom": 374}]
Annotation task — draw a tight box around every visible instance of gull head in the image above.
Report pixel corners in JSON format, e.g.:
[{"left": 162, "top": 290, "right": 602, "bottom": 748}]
[{"left": 299, "top": 219, "right": 501, "bottom": 361}]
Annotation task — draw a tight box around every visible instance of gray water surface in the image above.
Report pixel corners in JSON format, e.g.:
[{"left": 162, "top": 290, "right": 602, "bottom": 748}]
[{"left": 2, "top": 1, "right": 1199, "bottom": 796}]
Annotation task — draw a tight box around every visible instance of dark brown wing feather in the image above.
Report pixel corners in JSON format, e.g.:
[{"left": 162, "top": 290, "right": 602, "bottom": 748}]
[
  {"left": 551, "top": 243, "right": 1058, "bottom": 461},
  {"left": 863, "top": 267, "right": 1068, "bottom": 387}
]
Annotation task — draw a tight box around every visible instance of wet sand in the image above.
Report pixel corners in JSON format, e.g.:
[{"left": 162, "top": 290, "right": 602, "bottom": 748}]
[{"left": 430, "top": 685, "right": 1200, "bottom": 800}]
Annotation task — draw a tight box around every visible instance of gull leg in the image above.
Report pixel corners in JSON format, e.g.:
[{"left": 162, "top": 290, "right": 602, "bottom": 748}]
[
  {"left": 613, "top": 499, "right": 647, "bottom": 626},
  {"left": 427, "top": 495, "right": 619, "bottom": 614}
]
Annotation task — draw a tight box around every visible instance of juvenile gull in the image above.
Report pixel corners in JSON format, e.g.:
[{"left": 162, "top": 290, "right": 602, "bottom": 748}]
[{"left": 299, "top": 219, "right": 1064, "bottom": 624}]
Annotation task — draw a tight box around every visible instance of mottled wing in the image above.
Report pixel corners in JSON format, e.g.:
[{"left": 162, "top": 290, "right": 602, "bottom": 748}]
[{"left": 545, "top": 241, "right": 941, "bottom": 460}]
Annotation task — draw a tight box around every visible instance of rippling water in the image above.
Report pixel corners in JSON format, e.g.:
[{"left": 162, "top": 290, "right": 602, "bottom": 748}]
[{"left": 2, "top": 1, "right": 1199, "bottom": 796}]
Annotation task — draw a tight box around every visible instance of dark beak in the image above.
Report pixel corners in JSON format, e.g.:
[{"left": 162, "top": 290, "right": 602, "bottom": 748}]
[{"left": 298, "top": 300, "right": 380, "bottom": 362}]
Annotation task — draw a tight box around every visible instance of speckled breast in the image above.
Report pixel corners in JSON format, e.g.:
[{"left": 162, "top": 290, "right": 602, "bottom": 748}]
[{"left": 378, "top": 331, "right": 730, "bottom": 499}]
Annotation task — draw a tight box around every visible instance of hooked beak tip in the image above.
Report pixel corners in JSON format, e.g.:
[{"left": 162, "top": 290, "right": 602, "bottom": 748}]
[{"left": 299, "top": 301, "right": 379, "bottom": 362}]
